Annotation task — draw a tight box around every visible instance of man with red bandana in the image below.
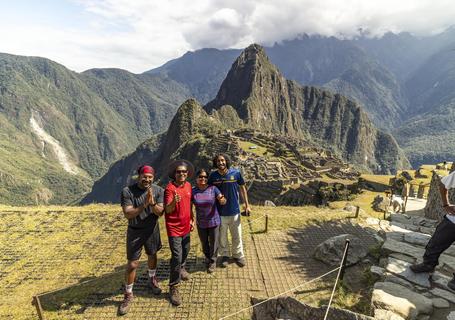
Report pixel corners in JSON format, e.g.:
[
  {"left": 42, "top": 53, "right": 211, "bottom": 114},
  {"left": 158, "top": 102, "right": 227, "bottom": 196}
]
[{"left": 118, "top": 165, "right": 164, "bottom": 315}]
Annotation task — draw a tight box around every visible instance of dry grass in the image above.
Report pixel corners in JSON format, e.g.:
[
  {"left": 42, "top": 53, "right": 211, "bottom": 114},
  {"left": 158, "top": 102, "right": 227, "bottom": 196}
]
[
  {"left": 360, "top": 174, "right": 393, "bottom": 186},
  {"left": 238, "top": 140, "right": 268, "bottom": 156}
]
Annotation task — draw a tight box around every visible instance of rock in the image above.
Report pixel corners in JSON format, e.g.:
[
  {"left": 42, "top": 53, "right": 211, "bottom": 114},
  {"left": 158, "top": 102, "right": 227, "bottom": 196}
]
[
  {"left": 371, "top": 265, "right": 386, "bottom": 277},
  {"left": 389, "top": 253, "right": 416, "bottom": 264},
  {"left": 384, "top": 274, "right": 415, "bottom": 290},
  {"left": 386, "top": 232, "right": 405, "bottom": 242},
  {"left": 390, "top": 213, "right": 412, "bottom": 225},
  {"left": 432, "top": 297, "right": 450, "bottom": 308},
  {"left": 264, "top": 200, "right": 276, "bottom": 207},
  {"left": 430, "top": 287, "right": 455, "bottom": 303},
  {"left": 382, "top": 238, "right": 424, "bottom": 259},
  {"left": 374, "top": 309, "right": 405, "bottom": 320},
  {"left": 445, "top": 245, "right": 455, "bottom": 257},
  {"left": 419, "top": 226, "right": 435, "bottom": 235},
  {"left": 447, "top": 311, "right": 455, "bottom": 320},
  {"left": 385, "top": 258, "right": 431, "bottom": 288},
  {"left": 432, "top": 272, "right": 453, "bottom": 289},
  {"left": 372, "top": 282, "right": 433, "bottom": 319},
  {"left": 313, "top": 234, "right": 368, "bottom": 266},
  {"left": 366, "top": 217, "right": 380, "bottom": 225},
  {"left": 390, "top": 221, "right": 420, "bottom": 232},
  {"left": 403, "top": 232, "right": 430, "bottom": 247},
  {"left": 416, "top": 316, "right": 430, "bottom": 320}
]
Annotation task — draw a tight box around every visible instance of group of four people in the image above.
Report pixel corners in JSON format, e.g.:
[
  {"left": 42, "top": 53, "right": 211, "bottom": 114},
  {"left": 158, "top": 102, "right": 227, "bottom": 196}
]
[{"left": 119, "top": 154, "right": 251, "bottom": 314}]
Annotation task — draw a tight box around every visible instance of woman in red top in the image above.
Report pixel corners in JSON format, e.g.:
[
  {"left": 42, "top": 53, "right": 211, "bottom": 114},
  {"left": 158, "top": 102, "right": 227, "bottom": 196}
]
[{"left": 164, "top": 159, "right": 194, "bottom": 306}]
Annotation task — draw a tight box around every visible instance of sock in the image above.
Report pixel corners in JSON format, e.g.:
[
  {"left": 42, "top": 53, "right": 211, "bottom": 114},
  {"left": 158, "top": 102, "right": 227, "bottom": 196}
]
[
  {"left": 125, "top": 283, "right": 134, "bottom": 294},
  {"left": 148, "top": 269, "right": 156, "bottom": 278}
]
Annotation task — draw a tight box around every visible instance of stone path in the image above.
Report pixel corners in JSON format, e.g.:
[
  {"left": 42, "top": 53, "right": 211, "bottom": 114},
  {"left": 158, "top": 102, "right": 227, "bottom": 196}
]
[
  {"left": 366, "top": 212, "right": 455, "bottom": 320},
  {"left": 39, "top": 219, "right": 377, "bottom": 319}
]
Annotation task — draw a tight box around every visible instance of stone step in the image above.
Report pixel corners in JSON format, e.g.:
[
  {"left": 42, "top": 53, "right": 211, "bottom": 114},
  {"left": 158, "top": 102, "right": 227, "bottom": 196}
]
[
  {"left": 372, "top": 281, "right": 433, "bottom": 319},
  {"left": 385, "top": 257, "right": 431, "bottom": 288},
  {"left": 382, "top": 238, "right": 455, "bottom": 272}
]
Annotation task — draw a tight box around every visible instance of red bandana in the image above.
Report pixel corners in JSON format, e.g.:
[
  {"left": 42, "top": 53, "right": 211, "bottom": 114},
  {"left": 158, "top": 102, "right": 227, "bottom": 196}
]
[{"left": 139, "top": 165, "right": 155, "bottom": 175}]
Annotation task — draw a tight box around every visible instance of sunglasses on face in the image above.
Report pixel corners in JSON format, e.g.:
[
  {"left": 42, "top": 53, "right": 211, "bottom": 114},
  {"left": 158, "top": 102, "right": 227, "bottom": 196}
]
[
  {"left": 176, "top": 170, "right": 188, "bottom": 174},
  {"left": 198, "top": 175, "right": 208, "bottom": 179}
]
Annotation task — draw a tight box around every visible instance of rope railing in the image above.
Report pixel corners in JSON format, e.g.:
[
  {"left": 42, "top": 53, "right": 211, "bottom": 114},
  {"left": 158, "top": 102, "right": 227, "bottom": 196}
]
[
  {"left": 218, "top": 267, "right": 341, "bottom": 320},
  {"left": 219, "top": 239, "right": 351, "bottom": 320}
]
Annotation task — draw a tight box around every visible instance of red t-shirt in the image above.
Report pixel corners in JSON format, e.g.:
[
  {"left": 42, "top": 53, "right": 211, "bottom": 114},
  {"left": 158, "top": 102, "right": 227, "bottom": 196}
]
[{"left": 164, "top": 181, "right": 192, "bottom": 237}]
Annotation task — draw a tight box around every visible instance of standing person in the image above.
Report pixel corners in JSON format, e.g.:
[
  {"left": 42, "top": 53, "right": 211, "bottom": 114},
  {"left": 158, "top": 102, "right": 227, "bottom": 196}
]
[
  {"left": 410, "top": 170, "right": 455, "bottom": 291},
  {"left": 208, "top": 154, "right": 251, "bottom": 268},
  {"left": 164, "top": 160, "right": 194, "bottom": 306},
  {"left": 192, "top": 169, "right": 226, "bottom": 273},
  {"left": 119, "top": 165, "right": 164, "bottom": 316}
]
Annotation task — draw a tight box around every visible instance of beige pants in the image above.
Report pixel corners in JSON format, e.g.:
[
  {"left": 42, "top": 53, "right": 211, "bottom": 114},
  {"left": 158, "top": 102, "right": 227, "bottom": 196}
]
[{"left": 219, "top": 214, "right": 244, "bottom": 259}]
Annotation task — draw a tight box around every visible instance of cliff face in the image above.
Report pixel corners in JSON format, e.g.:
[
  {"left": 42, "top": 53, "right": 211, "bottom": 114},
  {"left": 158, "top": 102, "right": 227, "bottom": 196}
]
[{"left": 206, "top": 44, "right": 409, "bottom": 173}]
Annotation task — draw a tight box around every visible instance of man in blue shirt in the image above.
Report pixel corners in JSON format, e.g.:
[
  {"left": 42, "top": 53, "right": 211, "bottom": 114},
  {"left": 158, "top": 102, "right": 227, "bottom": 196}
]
[{"left": 208, "top": 153, "right": 251, "bottom": 267}]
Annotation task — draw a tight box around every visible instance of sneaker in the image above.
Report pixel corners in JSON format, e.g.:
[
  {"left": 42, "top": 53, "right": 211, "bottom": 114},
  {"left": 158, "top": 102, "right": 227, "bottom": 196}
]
[
  {"left": 235, "top": 257, "right": 246, "bottom": 268},
  {"left": 207, "top": 262, "right": 216, "bottom": 274},
  {"left": 149, "top": 275, "right": 162, "bottom": 295},
  {"left": 448, "top": 276, "right": 455, "bottom": 291},
  {"left": 118, "top": 292, "right": 133, "bottom": 315},
  {"left": 220, "top": 256, "right": 229, "bottom": 268},
  {"left": 410, "top": 262, "right": 435, "bottom": 273},
  {"left": 169, "top": 285, "right": 182, "bottom": 306},
  {"left": 181, "top": 268, "right": 191, "bottom": 281}
]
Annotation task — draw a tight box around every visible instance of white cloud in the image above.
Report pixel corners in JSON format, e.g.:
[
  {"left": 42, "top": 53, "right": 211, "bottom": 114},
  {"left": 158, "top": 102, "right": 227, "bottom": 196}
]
[{"left": 1, "top": 0, "right": 454, "bottom": 72}]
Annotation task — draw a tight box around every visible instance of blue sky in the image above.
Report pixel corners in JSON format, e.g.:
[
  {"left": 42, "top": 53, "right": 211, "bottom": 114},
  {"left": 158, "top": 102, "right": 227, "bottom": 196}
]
[{"left": 0, "top": 0, "right": 454, "bottom": 73}]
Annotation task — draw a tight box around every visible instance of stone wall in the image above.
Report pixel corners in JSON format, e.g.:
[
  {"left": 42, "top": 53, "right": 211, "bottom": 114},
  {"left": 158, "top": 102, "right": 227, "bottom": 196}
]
[{"left": 251, "top": 296, "right": 373, "bottom": 320}]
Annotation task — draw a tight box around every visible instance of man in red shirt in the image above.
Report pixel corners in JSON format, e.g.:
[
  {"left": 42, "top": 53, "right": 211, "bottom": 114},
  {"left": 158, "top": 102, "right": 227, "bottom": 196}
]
[{"left": 164, "top": 159, "right": 195, "bottom": 306}]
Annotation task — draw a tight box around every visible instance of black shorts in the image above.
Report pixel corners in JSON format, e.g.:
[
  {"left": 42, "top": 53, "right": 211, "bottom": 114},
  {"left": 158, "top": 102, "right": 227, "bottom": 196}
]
[{"left": 126, "top": 223, "right": 162, "bottom": 261}]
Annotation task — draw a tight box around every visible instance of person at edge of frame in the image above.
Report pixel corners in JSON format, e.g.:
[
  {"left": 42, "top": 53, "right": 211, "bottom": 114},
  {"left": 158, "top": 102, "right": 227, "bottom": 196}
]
[
  {"left": 208, "top": 153, "right": 251, "bottom": 268},
  {"left": 118, "top": 165, "right": 164, "bottom": 316},
  {"left": 164, "top": 159, "right": 195, "bottom": 306},
  {"left": 410, "top": 169, "right": 455, "bottom": 291}
]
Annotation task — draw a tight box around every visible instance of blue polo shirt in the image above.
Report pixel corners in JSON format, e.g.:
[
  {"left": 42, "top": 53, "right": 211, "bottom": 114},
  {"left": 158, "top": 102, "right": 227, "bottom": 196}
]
[{"left": 208, "top": 168, "right": 245, "bottom": 216}]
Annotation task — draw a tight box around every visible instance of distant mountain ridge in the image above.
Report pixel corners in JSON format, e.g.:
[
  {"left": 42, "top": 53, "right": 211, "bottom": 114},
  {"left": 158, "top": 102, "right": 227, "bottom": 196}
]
[
  {"left": 0, "top": 53, "right": 189, "bottom": 204},
  {"left": 83, "top": 44, "right": 408, "bottom": 203},
  {"left": 2, "top": 28, "right": 455, "bottom": 204}
]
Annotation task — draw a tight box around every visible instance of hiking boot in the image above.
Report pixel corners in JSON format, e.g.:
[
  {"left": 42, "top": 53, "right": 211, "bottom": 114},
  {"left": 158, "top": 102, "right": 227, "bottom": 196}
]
[
  {"left": 118, "top": 292, "right": 133, "bottom": 315},
  {"left": 220, "top": 256, "right": 229, "bottom": 268},
  {"left": 235, "top": 257, "right": 246, "bottom": 268},
  {"left": 149, "top": 275, "right": 162, "bottom": 295},
  {"left": 169, "top": 285, "right": 182, "bottom": 306},
  {"left": 410, "top": 262, "right": 435, "bottom": 273},
  {"left": 181, "top": 268, "right": 191, "bottom": 281},
  {"left": 207, "top": 262, "right": 216, "bottom": 274},
  {"left": 448, "top": 276, "right": 455, "bottom": 291}
]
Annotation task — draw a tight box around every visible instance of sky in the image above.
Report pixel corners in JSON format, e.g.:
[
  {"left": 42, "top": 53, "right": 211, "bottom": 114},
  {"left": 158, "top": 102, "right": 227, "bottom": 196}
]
[{"left": 1, "top": 0, "right": 454, "bottom": 73}]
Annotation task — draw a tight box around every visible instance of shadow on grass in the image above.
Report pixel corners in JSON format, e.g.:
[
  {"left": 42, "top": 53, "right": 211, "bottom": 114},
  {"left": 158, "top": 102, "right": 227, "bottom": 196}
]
[
  {"left": 276, "top": 219, "right": 379, "bottom": 315},
  {"left": 37, "top": 250, "right": 207, "bottom": 318}
]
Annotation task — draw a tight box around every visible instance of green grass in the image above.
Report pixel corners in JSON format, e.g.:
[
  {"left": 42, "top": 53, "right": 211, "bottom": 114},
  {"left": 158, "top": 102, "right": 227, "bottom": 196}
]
[{"left": 238, "top": 140, "right": 268, "bottom": 156}]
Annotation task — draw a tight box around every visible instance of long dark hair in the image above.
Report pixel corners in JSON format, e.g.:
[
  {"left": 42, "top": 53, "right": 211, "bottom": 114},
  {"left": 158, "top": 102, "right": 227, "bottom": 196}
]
[{"left": 212, "top": 153, "right": 231, "bottom": 169}]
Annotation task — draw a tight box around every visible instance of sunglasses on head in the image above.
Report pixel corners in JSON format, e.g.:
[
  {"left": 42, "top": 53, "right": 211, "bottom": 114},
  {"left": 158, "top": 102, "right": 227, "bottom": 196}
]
[{"left": 176, "top": 170, "right": 188, "bottom": 174}]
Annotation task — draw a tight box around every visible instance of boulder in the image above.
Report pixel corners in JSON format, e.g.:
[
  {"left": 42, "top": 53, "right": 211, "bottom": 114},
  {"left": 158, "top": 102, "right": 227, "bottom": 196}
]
[
  {"left": 313, "top": 234, "right": 368, "bottom": 266},
  {"left": 372, "top": 282, "right": 433, "bottom": 319},
  {"left": 374, "top": 309, "right": 405, "bottom": 320},
  {"left": 432, "top": 297, "right": 450, "bottom": 308}
]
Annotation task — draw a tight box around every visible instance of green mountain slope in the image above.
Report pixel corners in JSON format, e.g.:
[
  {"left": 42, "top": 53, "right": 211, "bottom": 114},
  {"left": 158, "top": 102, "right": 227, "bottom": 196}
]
[{"left": 0, "top": 53, "right": 189, "bottom": 204}]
